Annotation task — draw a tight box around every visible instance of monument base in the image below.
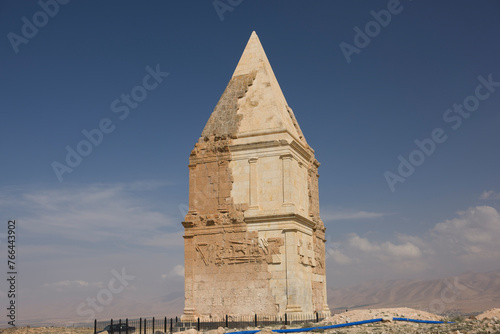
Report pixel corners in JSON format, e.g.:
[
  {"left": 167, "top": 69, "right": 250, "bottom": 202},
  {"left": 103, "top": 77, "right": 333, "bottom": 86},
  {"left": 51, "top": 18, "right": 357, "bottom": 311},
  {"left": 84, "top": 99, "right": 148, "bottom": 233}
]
[
  {"left": 285, "top": 304, "right": 303, "bottom": 313},
  {"left": 180, "top": 308, "right": 196, "bottom": 322},
  {"left": 321, "top": 304, "right": 332, "bottom": 317}
]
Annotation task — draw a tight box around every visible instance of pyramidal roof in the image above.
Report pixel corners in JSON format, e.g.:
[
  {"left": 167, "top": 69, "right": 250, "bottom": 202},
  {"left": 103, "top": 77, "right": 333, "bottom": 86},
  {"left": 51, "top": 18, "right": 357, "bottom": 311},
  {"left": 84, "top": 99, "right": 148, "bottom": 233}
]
[{"left": 201, "top": 31, "right": 308, "bottom": 147}]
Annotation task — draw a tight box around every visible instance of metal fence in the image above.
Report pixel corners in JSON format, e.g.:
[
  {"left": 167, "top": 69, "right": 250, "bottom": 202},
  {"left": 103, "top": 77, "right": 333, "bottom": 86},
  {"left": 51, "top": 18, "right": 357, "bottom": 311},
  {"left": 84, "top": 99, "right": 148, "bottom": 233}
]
[{"left": 94, "top": 312, "right": 327, "bottom": 334}]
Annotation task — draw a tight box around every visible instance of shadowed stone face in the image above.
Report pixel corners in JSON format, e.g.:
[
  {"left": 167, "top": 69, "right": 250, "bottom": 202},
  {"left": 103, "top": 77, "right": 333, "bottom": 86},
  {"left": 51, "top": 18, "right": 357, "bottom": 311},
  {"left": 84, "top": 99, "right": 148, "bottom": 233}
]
[{"left": 181, "top": 31, "right": 330, "bottom": 321}]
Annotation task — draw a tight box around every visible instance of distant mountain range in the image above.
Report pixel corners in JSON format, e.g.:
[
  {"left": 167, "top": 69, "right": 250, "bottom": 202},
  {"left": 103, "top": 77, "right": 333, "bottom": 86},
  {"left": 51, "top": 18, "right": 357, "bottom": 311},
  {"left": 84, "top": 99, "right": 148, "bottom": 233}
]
[
  {"left": 327, "top": 269, "right": 500, "bottom": 314},
  {"left": 11, "top": 269, "right": 499, "bottom": 326},
  {"left": 12, "top": 292, "right": 186, "bottom": 327},
  {"left": 145, "top": 269, "right": 500, "bottom": 317}
]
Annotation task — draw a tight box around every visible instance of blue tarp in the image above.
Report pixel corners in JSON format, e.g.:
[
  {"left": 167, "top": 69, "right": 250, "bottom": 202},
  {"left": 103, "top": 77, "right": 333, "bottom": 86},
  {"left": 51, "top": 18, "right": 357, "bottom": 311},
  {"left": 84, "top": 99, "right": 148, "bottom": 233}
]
[
  {"left": 393, "top": 317, "right": 453, "bottom": 324},
  {"left": 226, "top": 317, "right": 452, "bottom": 334}
]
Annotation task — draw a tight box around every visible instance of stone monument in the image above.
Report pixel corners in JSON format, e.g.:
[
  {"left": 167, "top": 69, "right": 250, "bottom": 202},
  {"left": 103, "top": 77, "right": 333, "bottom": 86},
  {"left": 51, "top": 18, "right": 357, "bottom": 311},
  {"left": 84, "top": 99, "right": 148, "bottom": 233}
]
[{"left": 181, "top": 31, "right": 330, "bottom": 320}]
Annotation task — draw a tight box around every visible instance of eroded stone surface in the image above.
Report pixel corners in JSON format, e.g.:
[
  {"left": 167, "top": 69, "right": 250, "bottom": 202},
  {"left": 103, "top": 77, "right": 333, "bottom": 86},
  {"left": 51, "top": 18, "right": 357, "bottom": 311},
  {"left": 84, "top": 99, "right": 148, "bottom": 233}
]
[
  {"left": 201, "top": 72, "right": 256, "bottom": 139},
  {"left": 182, "top": 31, "right": 330, "bottom": 320}
]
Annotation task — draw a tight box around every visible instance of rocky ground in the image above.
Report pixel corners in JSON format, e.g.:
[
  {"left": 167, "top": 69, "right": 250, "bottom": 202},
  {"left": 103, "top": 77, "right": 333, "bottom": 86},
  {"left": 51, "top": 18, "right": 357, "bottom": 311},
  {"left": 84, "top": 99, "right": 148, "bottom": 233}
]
[
  {"left": 1, "top": 308, "right": 499, "bottom": 334},
  {"left": 321, "top": 307, "right": 443, "bottom": 323}
]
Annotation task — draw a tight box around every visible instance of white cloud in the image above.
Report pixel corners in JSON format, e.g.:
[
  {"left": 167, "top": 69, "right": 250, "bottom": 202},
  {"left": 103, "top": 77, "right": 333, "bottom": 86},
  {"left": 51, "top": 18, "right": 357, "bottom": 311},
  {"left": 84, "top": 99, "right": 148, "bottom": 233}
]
[
  {"left": 395, "top": 234, "right": 434, "bottom": 256},
  {"left": 0, "top": 182, "right": 186, "bottom": 324},
  {"left": 162, "top": 265, "right": 185, "bottom": 279},
  {"left": 19, "top": 245, "right": 66, "bottom": 256},
  {"left": 322, "top": 208, "right": 391, "bottom": 221},
  {"left": 0, "top": 182, "right": 181, "bottom": 247},
  {"left": 431, "top": 206, "right": 500, "bottom": 262},
  {"left": 349, "top": 235, "right": 379, "bottom": 252},
  {"left": 43, "top": 280, "right": 103, "bottom": 291},
  {"left": 173, "top": 265, "right": 185, "bottom": 277},
  {"left": 349, "top": 235, "right": 422, "bottom": 260},
  {"left": 381, "top": 241, "right": 421, "bottom": 259},
  {"left": 327, "top": 248, "right": 352, "bottom": 264},
  {"left": 138, "top": 232, "right": 184, "bottom": 248},
  {"left": 479, "top": 190, "right": 500, "bottom": 200},
  {"left": 326, "top": 205, "right": 500, "bottom": 286}
]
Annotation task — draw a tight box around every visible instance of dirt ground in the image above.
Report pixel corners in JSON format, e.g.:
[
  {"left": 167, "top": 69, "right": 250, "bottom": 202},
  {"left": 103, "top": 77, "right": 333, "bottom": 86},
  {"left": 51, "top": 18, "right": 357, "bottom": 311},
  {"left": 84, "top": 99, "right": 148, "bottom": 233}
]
[
  {"left": 311, "top": 307, "right": 500, "bottom": 333},
  {"left": 477, "top": 308, "right": 500, "bottom": 320},
  {"left": 1, "top": 308, "right": 499, "bottom": 334},
  {"left": 321, "top": 307, "right": 443, "bottom": 323}
]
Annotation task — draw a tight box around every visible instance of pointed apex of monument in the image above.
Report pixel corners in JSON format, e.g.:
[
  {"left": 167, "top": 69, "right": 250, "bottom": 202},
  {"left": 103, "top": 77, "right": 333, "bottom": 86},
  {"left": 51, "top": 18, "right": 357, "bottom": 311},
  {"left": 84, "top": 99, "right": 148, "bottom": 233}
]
[
  {"left": 201, "top": 32, "right": 309, "bottom": 147},
  {"left": 232, "top": 31, "right": 272, "bottom": 77}
]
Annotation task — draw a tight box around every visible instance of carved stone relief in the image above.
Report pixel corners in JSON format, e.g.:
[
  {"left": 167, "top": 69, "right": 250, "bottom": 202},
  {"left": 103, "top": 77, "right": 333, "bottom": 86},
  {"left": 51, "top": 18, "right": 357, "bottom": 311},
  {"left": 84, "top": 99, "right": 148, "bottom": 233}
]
[{"left": 196, "top": 236, "right": 283, "bottom": 266}]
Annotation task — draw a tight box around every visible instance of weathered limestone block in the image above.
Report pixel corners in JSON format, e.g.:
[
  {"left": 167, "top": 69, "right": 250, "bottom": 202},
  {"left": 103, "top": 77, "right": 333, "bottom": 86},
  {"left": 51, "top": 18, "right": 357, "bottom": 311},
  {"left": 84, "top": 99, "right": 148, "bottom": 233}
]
[{"left": 181, "top": 31, "right": 330, "bottom": 321}]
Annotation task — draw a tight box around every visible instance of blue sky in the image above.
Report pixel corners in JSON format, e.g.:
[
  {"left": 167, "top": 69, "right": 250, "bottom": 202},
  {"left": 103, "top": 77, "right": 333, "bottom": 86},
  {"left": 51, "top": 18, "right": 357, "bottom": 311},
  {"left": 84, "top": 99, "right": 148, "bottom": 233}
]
[{"left": 1, "top": 0, "right": 500, "bottom": 326}]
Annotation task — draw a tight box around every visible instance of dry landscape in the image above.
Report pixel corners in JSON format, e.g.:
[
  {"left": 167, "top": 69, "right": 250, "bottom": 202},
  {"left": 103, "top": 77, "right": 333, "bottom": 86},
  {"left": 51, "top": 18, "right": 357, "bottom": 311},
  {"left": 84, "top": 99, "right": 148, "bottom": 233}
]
[
  {"left": 18, "top": 270, "right": 497, "bottom": 327},
  {"left": 1, "top": 308, "right": 499, "bottom": 334},
  {"left": 328, "top": 270, "right": 500, "bottom": 314}
]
